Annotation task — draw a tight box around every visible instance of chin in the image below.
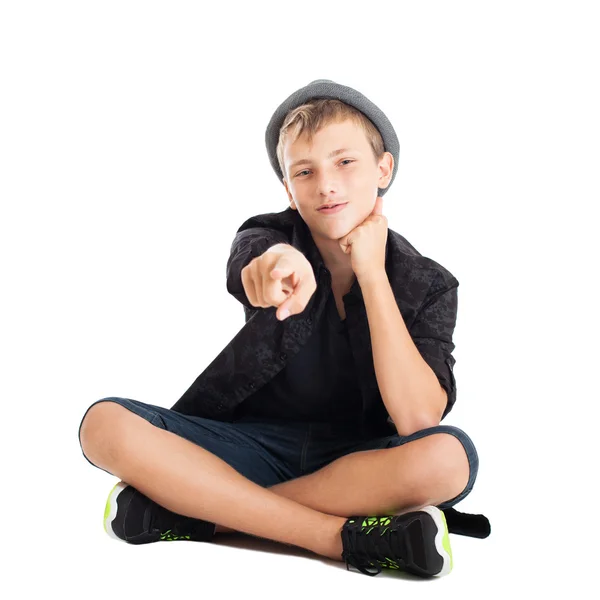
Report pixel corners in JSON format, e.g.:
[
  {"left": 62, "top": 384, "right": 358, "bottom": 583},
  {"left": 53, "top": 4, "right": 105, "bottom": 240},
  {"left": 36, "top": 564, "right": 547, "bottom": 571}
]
[{"left": 323, "top": 222, "right": 356, "bottom": 241}]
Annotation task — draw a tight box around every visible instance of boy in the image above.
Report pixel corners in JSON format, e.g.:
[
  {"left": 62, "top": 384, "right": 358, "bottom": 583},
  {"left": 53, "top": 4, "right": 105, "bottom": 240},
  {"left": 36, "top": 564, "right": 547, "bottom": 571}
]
[{"left": 78, "top": 79, "right": 489, "bottom": 578}]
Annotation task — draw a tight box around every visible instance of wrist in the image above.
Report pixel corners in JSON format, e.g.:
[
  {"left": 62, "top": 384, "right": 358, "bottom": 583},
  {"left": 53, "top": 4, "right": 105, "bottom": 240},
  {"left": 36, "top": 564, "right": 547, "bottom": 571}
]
[{"left": 357, "top": 269, "right": 388, "bottom": 286}]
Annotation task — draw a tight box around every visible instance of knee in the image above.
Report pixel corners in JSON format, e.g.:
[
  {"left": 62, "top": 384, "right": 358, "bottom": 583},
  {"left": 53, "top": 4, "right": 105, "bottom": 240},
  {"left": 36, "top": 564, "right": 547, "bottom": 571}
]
[
  {"left": 427, "top": 433, "right": 472, "bottom": 496},
  {"left": 79, "top": 400, "right": 130, "bottom": 466}
]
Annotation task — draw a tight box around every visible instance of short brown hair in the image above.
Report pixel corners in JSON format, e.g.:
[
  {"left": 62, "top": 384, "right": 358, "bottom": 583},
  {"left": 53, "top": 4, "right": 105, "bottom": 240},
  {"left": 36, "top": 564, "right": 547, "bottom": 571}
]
[{"left": 276, "top": 98, "right": 385, "bottom": 180}]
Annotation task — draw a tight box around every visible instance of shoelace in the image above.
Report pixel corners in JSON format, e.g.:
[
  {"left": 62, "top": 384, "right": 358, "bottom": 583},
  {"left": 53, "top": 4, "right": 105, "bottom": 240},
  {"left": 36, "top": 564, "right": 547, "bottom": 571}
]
[
  {"left": 342, "top": 517, "right": 408, "bottom": 576},
  {"left": 158, "top": 526, "right": 191, "bottom": 541}
]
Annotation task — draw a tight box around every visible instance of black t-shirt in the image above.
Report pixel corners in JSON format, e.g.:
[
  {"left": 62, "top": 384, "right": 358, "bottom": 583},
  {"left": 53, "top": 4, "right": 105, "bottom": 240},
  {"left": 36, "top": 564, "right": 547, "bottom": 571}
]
[{"left": 234, "top": 288, "right": 364, "bottom": 426}]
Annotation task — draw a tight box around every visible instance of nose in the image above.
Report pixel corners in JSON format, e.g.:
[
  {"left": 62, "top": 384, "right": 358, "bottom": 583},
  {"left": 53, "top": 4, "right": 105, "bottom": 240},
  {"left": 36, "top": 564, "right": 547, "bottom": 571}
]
[{"left": 315, "top": 170, "right": 339, "bottom": 197}]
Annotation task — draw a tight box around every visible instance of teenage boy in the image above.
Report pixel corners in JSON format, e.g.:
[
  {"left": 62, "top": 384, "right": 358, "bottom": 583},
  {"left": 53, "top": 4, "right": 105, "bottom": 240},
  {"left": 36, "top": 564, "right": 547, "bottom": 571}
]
[{"left": 79, "top": 79, "right": 489, "bottom": 578}]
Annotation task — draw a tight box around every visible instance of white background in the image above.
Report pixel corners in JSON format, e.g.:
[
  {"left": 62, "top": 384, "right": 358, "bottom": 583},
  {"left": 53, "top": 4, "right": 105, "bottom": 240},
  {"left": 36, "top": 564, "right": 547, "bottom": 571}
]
[{"left": 1, "top": 1, "right": 597, "bottom": 596}]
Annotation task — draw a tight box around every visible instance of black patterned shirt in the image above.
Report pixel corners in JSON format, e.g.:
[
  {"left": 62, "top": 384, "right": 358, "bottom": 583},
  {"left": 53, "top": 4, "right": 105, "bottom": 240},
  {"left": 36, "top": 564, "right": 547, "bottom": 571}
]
[{"left": 170, "top": 207, "right": 459, "bottom": 438}]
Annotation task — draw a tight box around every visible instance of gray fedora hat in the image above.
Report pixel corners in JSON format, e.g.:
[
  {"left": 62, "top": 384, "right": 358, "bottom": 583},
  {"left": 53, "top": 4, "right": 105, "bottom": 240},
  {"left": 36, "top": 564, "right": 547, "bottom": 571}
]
[{"left": 265, "top": 79, "right": 399, "bottom": 198}]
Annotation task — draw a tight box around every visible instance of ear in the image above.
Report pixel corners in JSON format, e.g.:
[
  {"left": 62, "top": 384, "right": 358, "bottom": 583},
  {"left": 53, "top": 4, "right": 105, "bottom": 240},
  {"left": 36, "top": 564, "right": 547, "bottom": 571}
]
[{"left": 378, "top": 152, "right": 394, "bottom": 188}]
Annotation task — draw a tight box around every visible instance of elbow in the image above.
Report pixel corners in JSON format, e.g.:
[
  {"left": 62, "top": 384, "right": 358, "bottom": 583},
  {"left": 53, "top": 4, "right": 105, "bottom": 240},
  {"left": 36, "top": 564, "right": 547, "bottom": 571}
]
[
  {"left": 386, "top": 387, "right": 447, "bottom": 436},
  {"left": 389, "top": 410, "right": 442, "bottom": 437}
]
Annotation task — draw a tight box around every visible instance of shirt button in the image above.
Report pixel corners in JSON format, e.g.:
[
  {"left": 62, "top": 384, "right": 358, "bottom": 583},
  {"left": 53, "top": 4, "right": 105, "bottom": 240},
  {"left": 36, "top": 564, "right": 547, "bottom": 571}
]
[
  {"left": 307, "top": 317, "right": 312, "bottom": 325},
  {"left": 249, "top": 382, "right": 255, "bottom": 389},
  {"left": 279, "top": 352, "right": 287, "bottom": 361}
]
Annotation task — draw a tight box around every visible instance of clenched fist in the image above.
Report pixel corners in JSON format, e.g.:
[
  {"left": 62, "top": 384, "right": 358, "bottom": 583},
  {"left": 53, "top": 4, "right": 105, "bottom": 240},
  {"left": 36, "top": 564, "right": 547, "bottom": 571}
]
[{"left": 241, "top": 243, "right": 317, "bottom": 320}]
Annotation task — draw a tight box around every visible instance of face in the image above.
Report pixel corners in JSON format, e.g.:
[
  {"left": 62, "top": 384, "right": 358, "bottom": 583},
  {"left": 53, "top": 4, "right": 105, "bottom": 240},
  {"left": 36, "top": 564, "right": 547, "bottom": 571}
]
[{"left": 282, "top": 119, "right": 393, "bottom": 248}]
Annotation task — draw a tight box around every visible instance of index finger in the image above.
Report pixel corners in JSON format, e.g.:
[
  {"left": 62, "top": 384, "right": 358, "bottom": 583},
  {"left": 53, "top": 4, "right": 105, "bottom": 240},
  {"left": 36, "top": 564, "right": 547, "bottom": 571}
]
[{"left": 280, "top": 270, "right": 314, "bottom": 317}]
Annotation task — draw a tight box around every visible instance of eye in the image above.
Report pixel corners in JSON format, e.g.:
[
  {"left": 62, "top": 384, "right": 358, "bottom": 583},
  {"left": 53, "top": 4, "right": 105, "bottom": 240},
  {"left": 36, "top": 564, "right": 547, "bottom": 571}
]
[{"left": 294, "top": 159, "right": 355, "bottom": 178}]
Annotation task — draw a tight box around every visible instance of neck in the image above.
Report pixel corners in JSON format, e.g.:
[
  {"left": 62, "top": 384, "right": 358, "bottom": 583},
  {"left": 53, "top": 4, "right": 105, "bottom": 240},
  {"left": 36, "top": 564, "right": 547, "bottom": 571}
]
[{"left": 311, "top": 233, "right": 352, "bottom": 273}]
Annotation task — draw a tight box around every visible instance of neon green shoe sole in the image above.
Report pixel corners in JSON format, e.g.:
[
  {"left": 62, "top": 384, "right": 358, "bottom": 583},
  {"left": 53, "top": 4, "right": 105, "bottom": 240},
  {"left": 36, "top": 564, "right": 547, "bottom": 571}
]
[{"left": 341, "top": 505, "right": 453, "bottom": 577}]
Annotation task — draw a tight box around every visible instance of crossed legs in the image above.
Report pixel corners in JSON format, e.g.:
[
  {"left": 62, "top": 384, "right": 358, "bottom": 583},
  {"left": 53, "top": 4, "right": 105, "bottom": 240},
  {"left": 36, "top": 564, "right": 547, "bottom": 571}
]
[
  {"left": 80, "top": 402, "right": 470, "bottom": 560},
  {"left": 215, "top": 431, "right": 470, "bottom": 533}
]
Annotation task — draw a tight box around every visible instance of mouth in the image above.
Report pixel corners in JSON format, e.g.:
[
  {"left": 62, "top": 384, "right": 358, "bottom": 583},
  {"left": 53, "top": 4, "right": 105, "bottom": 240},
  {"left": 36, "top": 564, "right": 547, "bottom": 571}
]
[{"left": 317, "top": 202, "right": 348, "bottom": 215}]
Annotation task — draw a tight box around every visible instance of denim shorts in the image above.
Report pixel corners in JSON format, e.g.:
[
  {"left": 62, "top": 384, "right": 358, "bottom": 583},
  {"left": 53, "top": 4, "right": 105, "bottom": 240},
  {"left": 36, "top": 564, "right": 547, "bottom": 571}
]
[{"left": 78, "top": 396, "right": 479, "bottom": 511}]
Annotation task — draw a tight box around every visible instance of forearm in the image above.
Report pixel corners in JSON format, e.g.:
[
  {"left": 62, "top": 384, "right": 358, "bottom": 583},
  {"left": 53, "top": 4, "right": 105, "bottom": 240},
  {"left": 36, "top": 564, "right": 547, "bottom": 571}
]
[{"left": 358, "top": 271, "right": 446, "bottom": 436}]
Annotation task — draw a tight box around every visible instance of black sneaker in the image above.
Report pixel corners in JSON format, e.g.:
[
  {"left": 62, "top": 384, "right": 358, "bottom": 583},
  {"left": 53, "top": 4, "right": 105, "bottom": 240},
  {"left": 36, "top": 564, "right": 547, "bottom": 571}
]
[
  {"left": 341, "top": 505, "right": 453, "bottom": 577},
  {"left": 103, "top": 481, "right": 217, "bottom": 544}
]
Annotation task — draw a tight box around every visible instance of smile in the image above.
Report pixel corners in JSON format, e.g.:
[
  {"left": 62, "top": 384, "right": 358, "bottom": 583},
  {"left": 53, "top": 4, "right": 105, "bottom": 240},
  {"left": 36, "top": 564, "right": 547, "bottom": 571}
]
[{"left": 318, "top": 203, "right": 348, "bottom": 215}]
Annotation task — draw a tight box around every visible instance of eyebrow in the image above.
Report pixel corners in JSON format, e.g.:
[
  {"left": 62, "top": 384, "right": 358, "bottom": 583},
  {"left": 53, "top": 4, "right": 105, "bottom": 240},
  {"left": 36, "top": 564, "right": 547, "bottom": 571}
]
[{"left": 288, "top": 148, "right": 359, "bottom": 172}]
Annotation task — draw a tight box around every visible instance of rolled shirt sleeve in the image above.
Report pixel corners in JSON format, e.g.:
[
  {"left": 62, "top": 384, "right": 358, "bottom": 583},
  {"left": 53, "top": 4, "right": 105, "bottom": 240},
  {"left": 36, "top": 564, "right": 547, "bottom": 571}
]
[{"left": 408, "top": 272, "right": 459, "bottom": 420}]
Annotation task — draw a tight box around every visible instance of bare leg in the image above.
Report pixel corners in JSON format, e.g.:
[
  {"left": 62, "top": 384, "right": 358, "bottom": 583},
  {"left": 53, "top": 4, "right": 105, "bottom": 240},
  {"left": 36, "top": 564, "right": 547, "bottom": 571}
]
[
  {"left": 214, "top": 434, "right": 470, "bottom": 534},
  {"left": 80, "top": 402, "right": 345, "bottom": 561}
]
